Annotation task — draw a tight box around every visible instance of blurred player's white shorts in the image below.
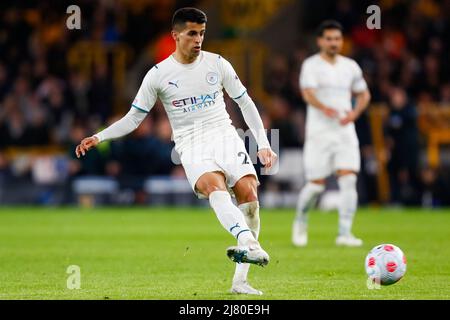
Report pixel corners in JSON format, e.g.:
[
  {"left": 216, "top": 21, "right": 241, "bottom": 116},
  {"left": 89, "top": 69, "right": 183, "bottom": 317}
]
[
  {"left": 303, "top": 134, "right": 360, "bottom": 181},
  {"left": 180, "top": 131, "right": 258, "bottom": 199}
]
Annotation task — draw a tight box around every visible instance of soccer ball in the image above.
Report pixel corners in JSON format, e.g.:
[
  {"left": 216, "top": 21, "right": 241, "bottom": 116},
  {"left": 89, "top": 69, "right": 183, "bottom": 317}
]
[{"left": 365, "top": 244, "right": 407, "bottom": 285}]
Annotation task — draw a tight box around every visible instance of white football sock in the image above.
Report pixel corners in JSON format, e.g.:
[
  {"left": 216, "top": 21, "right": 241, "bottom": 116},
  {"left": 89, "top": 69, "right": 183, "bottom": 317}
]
[
  {"left": 337, "top": 174, "right": 358, "bottom": 236},
  {"left": 295, "top": 182, "right": 325, "bottom": 225},
  {"left": 238, "top": 201, "right": 260, "bottom": 239},
  {"left": 233, "top": 201, "right": 260, "bottom": 284},
  {"left": 208, "top": 191, "right": 255, "bottom": 246}
]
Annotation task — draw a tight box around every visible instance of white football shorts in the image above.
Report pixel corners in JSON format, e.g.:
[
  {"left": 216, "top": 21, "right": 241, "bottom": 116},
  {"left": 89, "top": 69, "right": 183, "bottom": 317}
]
[
  {"left": 180, "top": 131, "right": 259, "bottom": 199},
  {"left": 303, "top": 133, "right": 360, "bottom": 181}
]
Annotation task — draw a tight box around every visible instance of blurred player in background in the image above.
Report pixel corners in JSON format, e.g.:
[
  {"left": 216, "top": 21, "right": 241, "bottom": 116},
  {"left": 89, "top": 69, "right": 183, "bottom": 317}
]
[
  {"left": 292, "top": 20, "right": 371, "bottom": 247},
  {"left": 75, "top": 7, "right": 277, "bottom": 295}
]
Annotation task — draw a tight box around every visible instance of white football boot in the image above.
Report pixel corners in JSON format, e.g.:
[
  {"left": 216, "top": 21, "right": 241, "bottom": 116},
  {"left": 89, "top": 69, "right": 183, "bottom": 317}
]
[
  {"left": 226, "top": 242, "right": 269, "bottom": 267},
  {"left": 335, "top": 234, "right": 363, "bottom": 247},
  {"left": 292, "top": 221, "right": 308, "bottom": 247},
  {"left": 231, "top": 281, "right": 263, "bottom": 295}
]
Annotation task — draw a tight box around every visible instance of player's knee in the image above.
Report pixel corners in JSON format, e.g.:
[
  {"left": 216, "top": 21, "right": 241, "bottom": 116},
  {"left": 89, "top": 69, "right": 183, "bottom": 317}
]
[
  {"left": 196, "top": 172, "right": 227, "bottom": 197},
  {"left": 240, "top": 189, "right": 258, "bottom": 204},
  {"left": 337, "top": 169, "right": 357, "bottom": 176},
  {"left": 337, "top": 173, "right": 357, "bottom": 190},
  {"left": 200, "top": 184, "right": 226, "bottom": 197},
  {"left": 235, "top": 177, "right": 258, "bottom": 204},
  {"left": 310, "top": 179, "right": 326, "bottom": 185}
]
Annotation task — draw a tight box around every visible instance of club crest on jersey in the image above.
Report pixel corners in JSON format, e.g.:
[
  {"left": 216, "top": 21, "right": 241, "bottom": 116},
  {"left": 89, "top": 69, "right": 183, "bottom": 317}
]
[{"left": 206, "top": 72, "right": 218, "bottom": 85}]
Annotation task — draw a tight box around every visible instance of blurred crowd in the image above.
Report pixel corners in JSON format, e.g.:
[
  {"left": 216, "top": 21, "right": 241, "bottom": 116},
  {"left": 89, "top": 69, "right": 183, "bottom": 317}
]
[
  {"left": 0, "top": 0, "right": 192, "bottom": 201},
  {"left": 0, "top": 0, "right": 449, "bottom": 206}
]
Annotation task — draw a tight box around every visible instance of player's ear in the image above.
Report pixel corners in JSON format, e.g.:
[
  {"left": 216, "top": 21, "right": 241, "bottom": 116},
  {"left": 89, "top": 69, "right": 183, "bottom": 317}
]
[
  {"left": 171, "top": 30, "right": 179, "bottom": 42},
  {"left": 316, "top": 36, "right": 322, "bottom": 48}
]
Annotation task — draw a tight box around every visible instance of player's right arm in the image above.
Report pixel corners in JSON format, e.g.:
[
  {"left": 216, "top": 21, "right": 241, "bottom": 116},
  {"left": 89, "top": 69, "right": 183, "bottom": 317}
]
[
  {"left": 301, "top": 88, "right": 338, "bottom": 118},
  {"left": 75, "top": 67, "right": 159, "bottom": 158},
  {"left": 75, "top": 108, "right": 147, "bottom": 158},
  {"left": 299, "top": 59, "right": 338, "bottom": 119}
]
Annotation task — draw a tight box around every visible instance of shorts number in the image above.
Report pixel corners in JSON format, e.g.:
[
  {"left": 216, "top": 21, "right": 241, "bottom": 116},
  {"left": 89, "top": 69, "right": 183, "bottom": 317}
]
[{"left": 238, "top": 152, "right": 249, "bottom": 165}]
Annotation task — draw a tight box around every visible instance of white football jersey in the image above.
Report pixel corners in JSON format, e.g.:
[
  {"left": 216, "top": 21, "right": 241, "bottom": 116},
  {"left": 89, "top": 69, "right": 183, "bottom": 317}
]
[
  {"left": 132, "top": 51, "right": 246, "bottom": 154},
  {"left": 299, "top": 54, "right": 367, "bottom": 141}
]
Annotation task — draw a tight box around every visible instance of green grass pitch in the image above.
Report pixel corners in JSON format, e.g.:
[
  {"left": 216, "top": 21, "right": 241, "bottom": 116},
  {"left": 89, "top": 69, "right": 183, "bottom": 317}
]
[{"left": 0, "top": 206, "right": 449, "bottom": 300}]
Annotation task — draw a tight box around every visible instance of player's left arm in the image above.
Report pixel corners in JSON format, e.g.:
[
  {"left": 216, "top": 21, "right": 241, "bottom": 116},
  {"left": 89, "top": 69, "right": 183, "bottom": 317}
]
[
  {"left": 340, "top": 61, "right": 371, "bottom": 126},
  {"left": 340, "top": 89, "right": 371, "bottom": 125},
  {"left": 219, "top": 57, "right": 277, "bottom": 169},
  {"left": 236, "top": 93, "right": 278, "bottom": 170}
]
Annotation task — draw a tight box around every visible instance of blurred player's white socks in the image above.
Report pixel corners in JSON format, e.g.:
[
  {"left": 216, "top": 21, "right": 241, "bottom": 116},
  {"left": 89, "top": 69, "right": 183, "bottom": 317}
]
[
  {"left": 292, "top": 182, "right": 324, "bottom": 246},
  {"left": 233, "top": 201, "right": 260, "bottom": 284},
  {"left": 295, "top": 182, "right": 325, "bottom": 225},
  {"left": 208, "top": 191, "right": 255, "bottom": 246},
  {"left": 337, "top": 174, "right": 358, "bottom": 236}
]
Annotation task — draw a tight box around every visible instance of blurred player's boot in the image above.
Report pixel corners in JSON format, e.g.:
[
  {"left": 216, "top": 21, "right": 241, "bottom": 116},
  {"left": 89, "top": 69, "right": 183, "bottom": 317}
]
[
  {"left": 292, "top": 221, "right": 308, "bottom": 247},
  {"left": 231, "top": 281, "right": 263, "bottom": 295},
  {"left": 335, "top": 234, "right": 363, "bottom": 247},
  {"left": 226, "top": 241, "right": 269, "bottom": 267}
]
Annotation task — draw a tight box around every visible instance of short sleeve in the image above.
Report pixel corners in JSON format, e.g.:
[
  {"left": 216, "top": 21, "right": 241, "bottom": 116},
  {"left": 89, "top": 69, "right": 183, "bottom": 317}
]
[
  {"left": 132, "top": 66, "right": 159, "bottom": 113},
  {"left": 351, "top": 61, "right": 368, "bottom": 93},
  {"left": 219, "top": 56, "right": 247, "bottom": 100},
  {"left": 299, "top": 60, "right": 318, "bottom": 89}
]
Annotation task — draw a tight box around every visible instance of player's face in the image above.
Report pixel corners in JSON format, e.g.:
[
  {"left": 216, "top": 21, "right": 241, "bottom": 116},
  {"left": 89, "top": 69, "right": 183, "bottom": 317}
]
[
  {"left": 318, "top": 29, "right": 343, "bottom": 57},
  {"left": 173, "top": 22, "right": 206, "bottom": 60}
]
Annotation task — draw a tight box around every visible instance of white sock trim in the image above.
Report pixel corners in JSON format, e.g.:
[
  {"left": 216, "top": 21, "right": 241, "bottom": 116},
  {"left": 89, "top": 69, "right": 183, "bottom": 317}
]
[
  {"left": 337, "top": 174, "right": 357, "bottom": 189},
  {"left": 305, "top": 182, "right": 326, "bottom": 194}
]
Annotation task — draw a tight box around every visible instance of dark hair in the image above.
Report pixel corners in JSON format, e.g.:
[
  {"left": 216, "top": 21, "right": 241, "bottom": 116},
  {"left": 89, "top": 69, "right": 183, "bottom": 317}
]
[
  {"left": 317, "top": 20, "right": 343, "bottom": 36},
  {"left": 172, "top": 7, "right": 207, "bottom": 29}
]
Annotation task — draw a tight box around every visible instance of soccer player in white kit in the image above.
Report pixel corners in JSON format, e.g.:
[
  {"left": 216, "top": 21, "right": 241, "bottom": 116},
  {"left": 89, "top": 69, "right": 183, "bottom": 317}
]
[
  {"left": 292, "top": 20, "right": 371, "bottom": 247},
  {"left": 75, "top": 8, "right": 277, "bottom": 295}
]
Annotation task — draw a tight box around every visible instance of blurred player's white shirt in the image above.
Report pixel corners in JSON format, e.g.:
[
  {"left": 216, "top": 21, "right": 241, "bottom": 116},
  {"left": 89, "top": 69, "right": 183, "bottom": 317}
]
[
  {"left": 299, "top": 54, "right": 367, "bottom": 143},
  {"left": 132, "top": 51, "right": 246, "bottom": 154}
]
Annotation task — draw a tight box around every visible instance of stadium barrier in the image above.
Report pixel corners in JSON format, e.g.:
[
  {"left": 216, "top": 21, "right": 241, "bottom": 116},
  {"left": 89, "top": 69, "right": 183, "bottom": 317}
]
[
  {"left": 143, "top": 177, "right": 204, "bottom": 206},
  {"left": 72, "top": 176, "right": 119, "bottom": 207}
]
